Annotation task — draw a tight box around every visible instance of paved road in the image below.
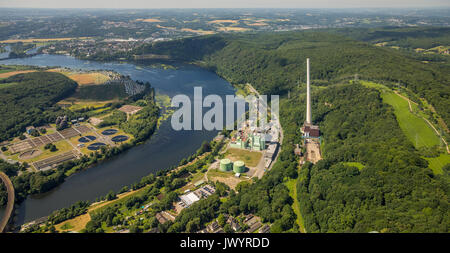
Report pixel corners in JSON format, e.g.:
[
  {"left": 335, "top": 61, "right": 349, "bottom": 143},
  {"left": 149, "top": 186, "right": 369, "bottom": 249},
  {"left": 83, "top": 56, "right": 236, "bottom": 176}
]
[{"left": 0, "top": 172, "right": 14, "bottom": 233}]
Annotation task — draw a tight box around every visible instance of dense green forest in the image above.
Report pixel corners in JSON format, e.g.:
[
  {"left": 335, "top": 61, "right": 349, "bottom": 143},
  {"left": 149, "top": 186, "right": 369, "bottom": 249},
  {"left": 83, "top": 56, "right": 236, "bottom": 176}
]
[
  {"left": 131, "top": 29, "right": 450, "bottom": 129},
  {"left": 281, "top": 83, "right": 449, "bottom": 232},
  {"left": 329, "top": 27, "right": 450, "bottom": 50},
  {"left": 0, "top": 72, "right": 77, "bottom": 141}
]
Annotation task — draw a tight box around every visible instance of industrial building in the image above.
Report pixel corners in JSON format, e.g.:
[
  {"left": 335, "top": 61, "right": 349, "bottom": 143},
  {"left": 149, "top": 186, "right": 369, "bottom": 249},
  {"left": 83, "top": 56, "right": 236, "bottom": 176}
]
[
  {"left": 220, "top": 158, "right": 233, "bottom": 171},
  {"left": 229, "top": 130, "right": 266, "bottom": 151},
  {"left": 233, "top": 160, "right": 246, "bottom": 173},
  {"left": 301, "top": 58, "right": 320, "bottom": 139}
]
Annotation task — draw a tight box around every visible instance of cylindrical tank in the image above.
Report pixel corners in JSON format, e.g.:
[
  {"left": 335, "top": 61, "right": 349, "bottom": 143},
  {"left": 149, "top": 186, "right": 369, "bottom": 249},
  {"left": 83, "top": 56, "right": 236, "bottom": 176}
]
[
  {"left": 233, "top": 160, "right": 245, "bottom": 173},
  {"left": 220, "top": 159, "right": 232, "bottom": 172}
]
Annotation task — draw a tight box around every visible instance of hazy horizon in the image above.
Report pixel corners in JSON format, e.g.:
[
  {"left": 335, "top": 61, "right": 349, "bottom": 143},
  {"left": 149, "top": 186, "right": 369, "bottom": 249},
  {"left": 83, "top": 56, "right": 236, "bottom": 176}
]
[{"left": 1, "top": 0, "right": 449, "bottom": 9}]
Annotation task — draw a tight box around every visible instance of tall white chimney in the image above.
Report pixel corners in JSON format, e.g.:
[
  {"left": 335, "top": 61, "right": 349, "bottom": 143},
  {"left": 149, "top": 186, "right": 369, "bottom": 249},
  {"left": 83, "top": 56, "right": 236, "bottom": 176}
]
[{"left": 306, "top": 58, "right": 312, "bottom": 124}]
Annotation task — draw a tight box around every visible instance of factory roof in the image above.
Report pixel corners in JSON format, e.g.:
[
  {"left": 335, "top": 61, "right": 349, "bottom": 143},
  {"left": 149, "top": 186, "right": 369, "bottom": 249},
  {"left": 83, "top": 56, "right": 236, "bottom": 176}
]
[{"left": 180, "top": 192, "right": 200, "bottom": 207}]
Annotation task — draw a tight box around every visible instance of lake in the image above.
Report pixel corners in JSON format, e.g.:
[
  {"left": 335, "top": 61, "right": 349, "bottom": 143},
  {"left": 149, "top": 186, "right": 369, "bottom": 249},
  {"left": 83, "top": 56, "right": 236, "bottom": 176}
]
[{"left": 0, "top": 54, "right": 238, "bottom": 225}]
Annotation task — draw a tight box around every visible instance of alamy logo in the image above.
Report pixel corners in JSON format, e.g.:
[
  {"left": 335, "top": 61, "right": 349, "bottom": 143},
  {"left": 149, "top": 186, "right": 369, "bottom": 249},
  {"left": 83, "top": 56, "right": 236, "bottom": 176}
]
[{"left": 171, "top": 87, "right": 279, "bottom": 131}]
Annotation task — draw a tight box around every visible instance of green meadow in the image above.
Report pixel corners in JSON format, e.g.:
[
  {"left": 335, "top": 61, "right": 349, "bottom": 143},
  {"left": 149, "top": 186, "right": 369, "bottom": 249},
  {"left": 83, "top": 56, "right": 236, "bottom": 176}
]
[
  {"left": 361, "top": 81, "right": 440, "bottom": 148},
  {"left": 425, "top": 154, "right": 450, "bottom": 174},
  {"left": 361, "top": 81, "right": 447, "bottom": 174}
]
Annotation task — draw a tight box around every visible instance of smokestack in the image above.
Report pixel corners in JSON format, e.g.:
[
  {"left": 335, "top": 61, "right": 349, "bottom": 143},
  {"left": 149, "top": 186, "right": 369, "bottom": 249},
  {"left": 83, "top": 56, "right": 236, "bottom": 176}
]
[{"left": 306, "top": 58, "right": 312, "bottom": 124}]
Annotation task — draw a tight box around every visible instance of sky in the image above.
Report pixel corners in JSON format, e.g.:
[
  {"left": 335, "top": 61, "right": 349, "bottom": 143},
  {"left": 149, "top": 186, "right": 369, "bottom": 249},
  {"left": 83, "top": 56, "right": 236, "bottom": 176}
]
[{"left": 0, "top": 0, "right": 449, "bottom": 9}]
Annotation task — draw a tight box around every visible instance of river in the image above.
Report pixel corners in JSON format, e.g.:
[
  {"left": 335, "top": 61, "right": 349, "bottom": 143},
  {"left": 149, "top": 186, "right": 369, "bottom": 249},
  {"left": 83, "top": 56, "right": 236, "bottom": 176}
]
[{"left": 0, "top": 54, "right": 238, "bottom": 225}]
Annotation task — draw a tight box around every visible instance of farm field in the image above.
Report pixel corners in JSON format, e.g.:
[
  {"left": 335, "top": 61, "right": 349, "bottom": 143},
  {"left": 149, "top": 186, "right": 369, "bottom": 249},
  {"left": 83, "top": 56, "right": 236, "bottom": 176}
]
[
  {"left": 224, "top": 148, "right": 262, "bottom": 167},
  {"left": 0, "top": 70, "right": 36, "bottom": 78},
  {"left": 0, "top": 37, "right": 91, "bottom": 43},
  {"left": 47, "top": 69, "right": 111, "bottom": 85}
]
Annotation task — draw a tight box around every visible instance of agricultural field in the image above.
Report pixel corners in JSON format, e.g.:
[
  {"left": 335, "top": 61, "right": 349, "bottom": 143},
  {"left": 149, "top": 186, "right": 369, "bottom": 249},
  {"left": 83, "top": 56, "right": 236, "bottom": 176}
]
[
  {"left": 0, "top": 70, "right": 36, "bottom": 79},
  {"left": 47, "top": 69, "right": 112, "bottom": 85},
  {"left": 0, "top": 37, "right": 91, "bottom": 44},
  {"left": 224, "top": 148, "right": 262, "bottom": 167}
]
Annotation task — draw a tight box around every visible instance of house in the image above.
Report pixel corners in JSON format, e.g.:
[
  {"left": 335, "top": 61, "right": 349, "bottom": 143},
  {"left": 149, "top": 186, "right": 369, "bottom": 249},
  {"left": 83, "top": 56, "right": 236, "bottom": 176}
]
[
  {"left": 301, "top": 124, "right": 320, "bottom": 138},
  {"left": 227, "top": 216, "right": 241, "bottom": 232},
  {"left": 259, "top": 224, "right": 271, "bottom": 233},
  {"left": 207, "top": 221, "right": 221, "bottom": 233}
]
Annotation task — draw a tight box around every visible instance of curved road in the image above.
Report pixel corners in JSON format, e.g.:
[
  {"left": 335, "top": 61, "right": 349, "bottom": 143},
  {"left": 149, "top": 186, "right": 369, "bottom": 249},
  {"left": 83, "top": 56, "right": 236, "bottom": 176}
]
[{"left": 0, "top": 172, "right": 14, "bottom": 233}]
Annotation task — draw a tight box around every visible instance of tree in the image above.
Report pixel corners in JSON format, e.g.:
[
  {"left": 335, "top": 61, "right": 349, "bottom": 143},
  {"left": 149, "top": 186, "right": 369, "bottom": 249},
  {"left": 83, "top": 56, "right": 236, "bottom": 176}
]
[{"left": 217, "top": 214, "right": 226, "bottom": 227}]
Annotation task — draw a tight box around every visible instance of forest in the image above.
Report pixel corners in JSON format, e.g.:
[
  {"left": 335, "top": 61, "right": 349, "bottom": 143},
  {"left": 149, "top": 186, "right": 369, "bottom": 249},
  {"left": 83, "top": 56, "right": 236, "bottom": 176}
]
[
  {"left": 130, "top": 28, "right": 450, "bottom": 130},
  {"left": 128, "top": 28, "right": 449, "bottom": 232},
  {"left": 0, "top": 72, "right": 77, "bottom": 142},
  {"left": 280, "top": 83, "right": 449, "bottom": 232}
]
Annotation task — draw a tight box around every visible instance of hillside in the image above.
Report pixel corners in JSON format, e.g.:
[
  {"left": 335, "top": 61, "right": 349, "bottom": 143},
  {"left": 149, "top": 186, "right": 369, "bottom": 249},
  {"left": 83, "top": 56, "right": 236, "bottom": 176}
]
[
  {"left": 132, "top": 30, "right": 450, "bottom": 131},
  {"left": 0, "top": 72, "right": 77, "bottom": 141},
  {"left": 131, "top": 29, "right": 450, "bottom": 232}
]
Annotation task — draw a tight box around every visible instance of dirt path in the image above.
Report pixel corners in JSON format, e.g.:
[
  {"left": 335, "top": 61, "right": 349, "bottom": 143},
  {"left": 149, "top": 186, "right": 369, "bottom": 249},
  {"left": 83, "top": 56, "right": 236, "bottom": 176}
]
[{"left": 0, "top": 172, "right": 15, "bottom": 233}]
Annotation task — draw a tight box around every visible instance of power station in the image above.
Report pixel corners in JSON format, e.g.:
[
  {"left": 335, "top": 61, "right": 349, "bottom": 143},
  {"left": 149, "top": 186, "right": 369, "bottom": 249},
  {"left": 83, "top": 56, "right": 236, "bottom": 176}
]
[{"left": 301, "top": 58, "right": 320, "bottom": 138}]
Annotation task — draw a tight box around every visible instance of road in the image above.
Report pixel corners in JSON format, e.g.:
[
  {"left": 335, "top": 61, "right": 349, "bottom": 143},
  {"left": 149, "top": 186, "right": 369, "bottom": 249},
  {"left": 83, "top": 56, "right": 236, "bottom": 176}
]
[
  {"left": 0, "top": 172, "right": 14, "bottom": 233},
  {"left": 246, "top": 83, "right": 284, "bottom": 178}
]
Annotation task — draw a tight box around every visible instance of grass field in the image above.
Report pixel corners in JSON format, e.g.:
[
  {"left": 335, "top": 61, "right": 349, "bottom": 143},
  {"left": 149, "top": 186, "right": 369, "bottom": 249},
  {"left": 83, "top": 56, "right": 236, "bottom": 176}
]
[
  {"left": 425, "top": 154, "right": 450, "bottom": 174},
  {"left": 224, "top": 148, "right": 262, "bottom": 167},
  {"left": 361, "top": 81, "right": 440, "bottom": 149},
  {"left": 67, "top": 73, "right": 110, "bottom": 85},
  {"left": 382, "top": 92, "right": 440, "bottom": 148},
  {"left": 285, "top": 178, "right": 306, "bottom": 233},
  {"left": 72, "top": 84, "right": 127, "bottom": 101},
  {"left": 343, "top": 162, "right": 365, "bottom": 170},
  {"left": 48, "top": 69, "right": 110, "bottom": 85}
]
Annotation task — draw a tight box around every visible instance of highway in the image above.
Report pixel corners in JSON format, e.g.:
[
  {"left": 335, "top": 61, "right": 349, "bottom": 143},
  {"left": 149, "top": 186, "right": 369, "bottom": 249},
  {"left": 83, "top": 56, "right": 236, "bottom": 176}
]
[{"left": 0, "top": 172, "right": 14, "bottom": 233}]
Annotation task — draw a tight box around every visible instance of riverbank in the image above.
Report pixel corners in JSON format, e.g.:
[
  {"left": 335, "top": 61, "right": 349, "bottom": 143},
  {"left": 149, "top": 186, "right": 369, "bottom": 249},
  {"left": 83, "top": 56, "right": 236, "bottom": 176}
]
[{"left": 0, "top": 54, "right": 236, "bottom": 226}]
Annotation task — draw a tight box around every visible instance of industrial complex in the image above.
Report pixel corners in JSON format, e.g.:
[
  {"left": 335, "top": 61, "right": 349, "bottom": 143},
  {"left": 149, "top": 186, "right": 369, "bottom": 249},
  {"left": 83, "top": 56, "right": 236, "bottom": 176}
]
[{"left": 300, "top": 58, "right": 322, "bottom": 164}]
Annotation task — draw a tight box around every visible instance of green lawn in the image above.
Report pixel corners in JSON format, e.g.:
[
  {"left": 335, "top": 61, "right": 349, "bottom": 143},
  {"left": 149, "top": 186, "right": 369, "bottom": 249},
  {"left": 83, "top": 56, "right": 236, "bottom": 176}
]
[
  {"left": 224, "top": 148, "right": 263, "bottom": 167},
  {"left": 382, "top": 92, "right": 440, "bottom": 148},
  {"left": 425, "top": 154, "right": 450, "bottom": 175},
  {"left": 285, "top": 178, "right": 306, "bottom": 233}
]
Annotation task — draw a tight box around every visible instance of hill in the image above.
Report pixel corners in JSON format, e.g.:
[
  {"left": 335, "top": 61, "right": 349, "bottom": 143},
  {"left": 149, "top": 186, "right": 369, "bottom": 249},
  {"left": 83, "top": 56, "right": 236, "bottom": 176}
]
[
  {"left": 0, "top": 72, "right": 77, "bottom": 141},
  {"left": 130, "top": 28, "right": 450, "bottom": 232},
  {"left": 132, "top": 30, "right": 450, "bottom": 130}
]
